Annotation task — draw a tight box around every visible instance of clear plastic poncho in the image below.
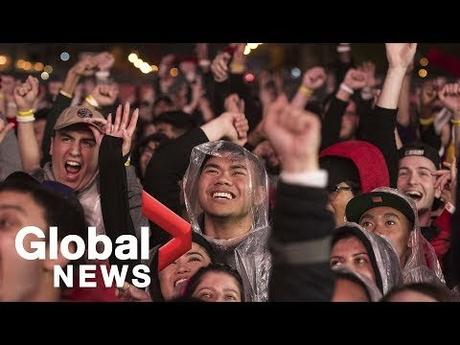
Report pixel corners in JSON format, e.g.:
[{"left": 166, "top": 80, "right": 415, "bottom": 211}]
[
  {"left": 369, "top": 187, "right": 445, "bottom": 286},
  {"left": 182, "top": 141, "right": 271, "bottom": 302},
  {"left": 332, "top": 266, "right": 383, "bottom": 302},
  {"left": 337, "top": 222, "right": 403, "bottom": 295}
]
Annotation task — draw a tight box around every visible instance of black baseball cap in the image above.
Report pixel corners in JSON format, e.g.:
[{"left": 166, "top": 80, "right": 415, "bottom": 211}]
[
  {"left": 398, "top": 142, "right": 440, "bottom": 169},
  {"left": 346, "top": 190, "right": 416, "bottom": 227}
]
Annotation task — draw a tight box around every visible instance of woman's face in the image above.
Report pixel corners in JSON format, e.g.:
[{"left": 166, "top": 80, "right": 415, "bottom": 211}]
[
  {"left": 158, "top": 242, "right": 211, "bottom": 300},
  {"left": 330, "top": 236, "right": 376, "bottom": 284},
  {"left": 192, "top": 271, "right": 242, "bottom": 302}
]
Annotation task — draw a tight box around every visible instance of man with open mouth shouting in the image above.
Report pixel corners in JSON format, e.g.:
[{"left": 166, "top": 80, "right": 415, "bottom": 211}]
[
  {"left": 396, "top": 143, "right": 455, "bottom": 267},
  {"left": 12, "top": 76, "right": 144, "bottom": 240}
]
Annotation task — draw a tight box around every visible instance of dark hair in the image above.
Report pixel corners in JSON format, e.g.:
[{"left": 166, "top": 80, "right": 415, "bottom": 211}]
[
  {"left": 183, "top": 263, "right": 245, "bottom": 302},
  {"left": 320, "top": 156, "right": 361, "bottom": 195},
  {"left": 334, "top": 269, "right": 372, "bottom": 301},
  {"left": 199, "top": 142, "right": 266, "bottom": 190},
  {"left": 381, "top": 282, "right": 455, "bottom": 302},
  {"left": 131, "top": 132, "right": 170, "bottom": 179},
  {"left": 0, "top": 172, "right": 87, "bottom": 244},
  {"left": 199, "top": 142, "right": 247, "bottom": 173},
  {"left": 153, "top": 95, "right": 174, "bottom": 108},
  {"left": 141, "top": 132, "right": 169, "bottom": 147},
  {"left": 153, "top": 111, "right": 196, "bottom": 132}
]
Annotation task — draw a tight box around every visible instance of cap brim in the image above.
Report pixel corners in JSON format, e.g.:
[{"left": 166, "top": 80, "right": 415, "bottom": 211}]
[
  {"left": 345, "top": 191, "right": 415, "bottom": 225},
  {"left": 54, "top": 119, "right": 105, "bottom": 132}
]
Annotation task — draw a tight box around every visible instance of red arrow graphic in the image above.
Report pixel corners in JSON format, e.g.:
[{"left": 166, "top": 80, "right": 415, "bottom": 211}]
[{"left": 142, "top": 191, "right": 192, "bottom": 271}]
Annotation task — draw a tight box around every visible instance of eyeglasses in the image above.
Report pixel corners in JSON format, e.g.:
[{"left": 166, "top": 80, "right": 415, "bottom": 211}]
[{"left": 328, "top": 184, "right": 352, "bottom": 194}]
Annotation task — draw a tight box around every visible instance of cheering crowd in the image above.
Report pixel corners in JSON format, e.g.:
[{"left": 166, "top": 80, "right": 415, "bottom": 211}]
[{"left": 1, "top": 43, "right": 460, "bottom": 302}]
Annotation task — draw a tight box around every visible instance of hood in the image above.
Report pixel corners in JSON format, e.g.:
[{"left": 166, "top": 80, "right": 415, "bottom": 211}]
[
  {"left": 182, "top": 140, "right": 269, "bottom": 238},
  {"left": 182, "top": 141, "right": 271, "bottom": 301},
  {"left": 333, "top": 222, "right": 403, "bottom": 295},
  {"left": 320, "top": 140, "right": 390, "bottom": 193},
  {"left": 365, "top": 187, "right": 445, "bottom": 285}
]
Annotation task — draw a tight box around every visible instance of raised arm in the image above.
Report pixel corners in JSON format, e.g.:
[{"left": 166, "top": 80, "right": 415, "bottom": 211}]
[
  {"left": 360, "top": 43, "right": 417, "bottom": 187},
  {"left": 321, "top": 68, "right": 367, "bottom": 150},
  {"left": 13, "top": 76, "right": 41, "bottom": 172},
  {"left": 290, "top": 66, "right": 326, "bottom": 111},
  {"left": 377, "top": 44, "right": 417, "bottom": 109},
  {"left": 396, "top": 61, "right": 414, "bottom": 128},
  {"left": 439, "top": 83, "right": 460, "bottom": 156},
  {"left": 264, "top": 96, "right": 335, "bottom": 301}
]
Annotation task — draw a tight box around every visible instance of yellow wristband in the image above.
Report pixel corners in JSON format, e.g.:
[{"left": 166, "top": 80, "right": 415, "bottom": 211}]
[
  {"left": 17, "top": 109, "right": 35, "bottom": 117},
  {"left": 85, "top": 95, "right": 100, "bottom": 108},
  {"left": 16, "top": 115, "right": 35, "bottom": 122},
  {"left": 419, "top": 117, "right": 434, "bottom": 126},
  {"left": 450, "top": 118, "right": 460, "bottom": 126},
  {"left": 59, "top": 90, "right": 73, "bottom": 99},
  {"left": 299, "top": 85, "right": 313, "bottom": 97}
]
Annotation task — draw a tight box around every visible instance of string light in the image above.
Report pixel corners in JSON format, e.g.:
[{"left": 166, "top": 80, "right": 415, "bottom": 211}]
[
  {"left": 16, "top": 59, "right": 24, "bottom": 69},
  {"left": 44, "top": 65, "right": 53, "bottom": 73},
  {"left": 60, "top": 52, "right": 70, "bottom": 61},
  {"left": 128, "top": 53, "right": 138, "bottom": 63},
  {"left": 418, "top": 69, "right": 428, "bottom": 78},
  {"left": 41, "top": 72, "right": 49, "bottom": 80},
  {"left": 244, "top": 43, "right": 263, "bottom": 56},
  {"left": 134, "top": 59, "right": 143, "bottom": 68},
  {"left": 291, "top": 67, "right": 301, "bottom": 78},
  {"left": 129, "top": 52, "right": 159, "bottom": 74},
  {"left": 15, "top": 59, "right": 49, "bottom": 73},
  {"left": 23, "top": 61, "right": 32, "bottom": 70},
  {"left": 34, "top": 62, "right": 44, "bottom": 71},
  {"left": 170, "top": 68, "right": 179, "bottom": 77}
]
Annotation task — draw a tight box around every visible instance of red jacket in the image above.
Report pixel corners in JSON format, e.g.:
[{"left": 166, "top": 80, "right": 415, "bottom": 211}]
[{"left": 431, "top": 208, "right": 453, "bottom": 265}]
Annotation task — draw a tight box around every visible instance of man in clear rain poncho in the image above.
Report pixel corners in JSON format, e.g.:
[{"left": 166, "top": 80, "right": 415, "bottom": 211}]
[
  {"left": 182, "top": 140, "right": 271, "bottom": 302},
  {"left": 345, "top": 187, "right": 446, "bottom": 286}
]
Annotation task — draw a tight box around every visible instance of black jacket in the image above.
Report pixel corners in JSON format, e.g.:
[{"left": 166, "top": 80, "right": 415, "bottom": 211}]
[
  {"left": 99, "top": 136, "right": 140, "bottom": 281},
  {"left": 144, "top": 127, "right": 209, "bottom": 246},
  {"left": 269, "top": 181, "right": 335, "bottom": 301},
  {"left": 320, "top": 96, "right": 349, "bottom": 151},
  {"left": 358, "top": 106, "right": 399, "bottom": 187}
]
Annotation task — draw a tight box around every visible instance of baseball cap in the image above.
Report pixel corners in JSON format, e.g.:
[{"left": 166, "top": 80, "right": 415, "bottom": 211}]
[
  {"left": 398, "top": 142, "right": 440, "bottom": 169},
  {"left": 54, "top": 106, "right": 106, "bottom": 132},
  {"left": 345, "top": 190, "right": 416, "bottom": 227}
]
